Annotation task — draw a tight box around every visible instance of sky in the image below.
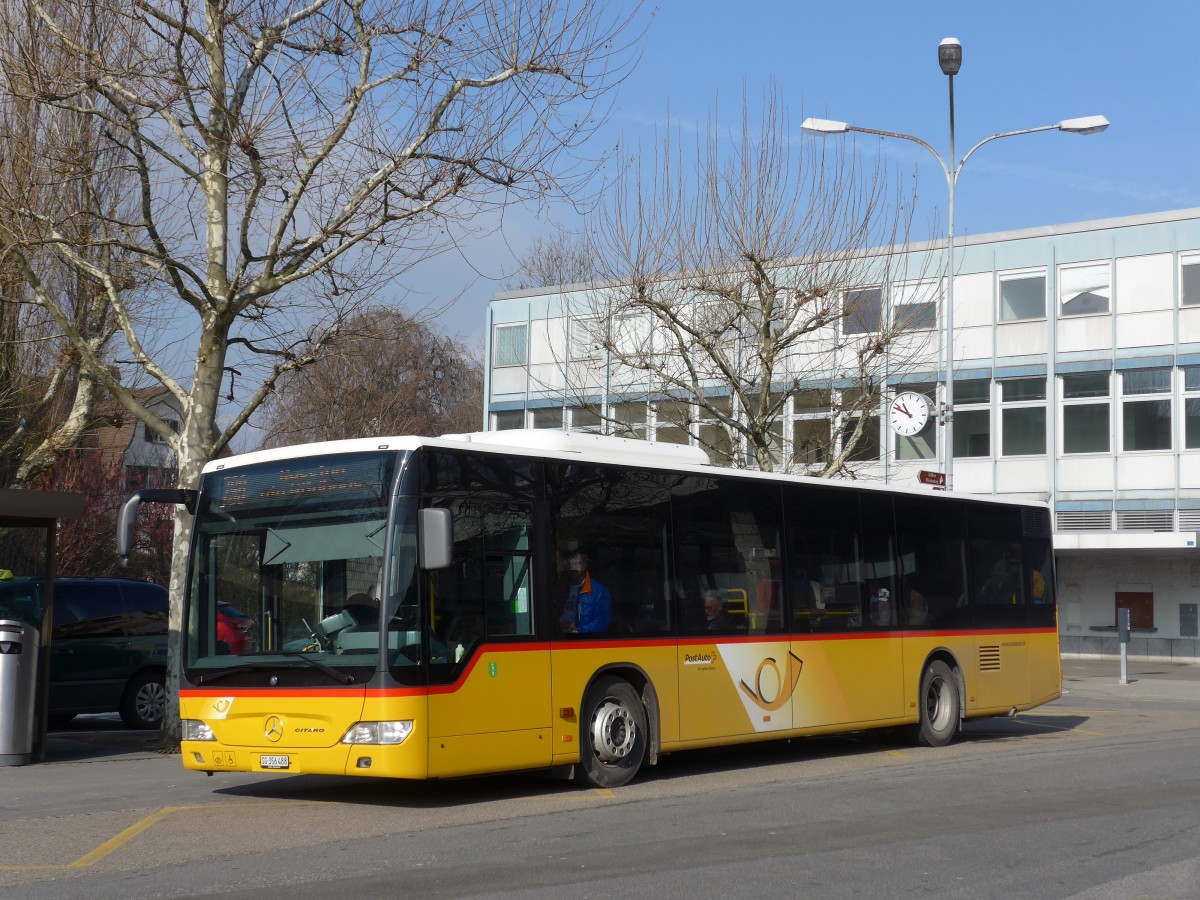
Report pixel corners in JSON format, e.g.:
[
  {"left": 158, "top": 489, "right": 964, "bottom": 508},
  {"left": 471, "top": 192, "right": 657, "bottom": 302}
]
[{"left": 414, "top": 0, "right": 1200, "bottom": 349}]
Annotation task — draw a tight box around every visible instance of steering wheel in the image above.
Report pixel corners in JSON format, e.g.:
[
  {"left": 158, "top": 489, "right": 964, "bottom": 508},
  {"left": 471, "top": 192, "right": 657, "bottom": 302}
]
[{"left": 301, "top": 617, "right": 331, "bottom": 651}]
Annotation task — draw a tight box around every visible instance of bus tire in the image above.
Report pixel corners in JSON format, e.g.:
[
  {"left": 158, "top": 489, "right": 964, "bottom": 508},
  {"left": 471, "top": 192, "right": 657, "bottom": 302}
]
[
  {"left": 575, "top": 676, "right": 647, "bottom": 789},
  {"left": 912, "top": 660, "right": 959, "bottom": 747}
]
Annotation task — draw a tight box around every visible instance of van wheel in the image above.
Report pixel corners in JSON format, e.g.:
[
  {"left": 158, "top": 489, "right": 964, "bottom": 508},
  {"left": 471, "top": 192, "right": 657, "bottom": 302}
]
[
  {"left": 910, "top": 660, "right": 959, "bottom": 747},
  {"left": 575, "top": 676, "right": 647, "bottom": 789},
  {"left": 120, "top": 671, "right": 167, "bottom": 729}
]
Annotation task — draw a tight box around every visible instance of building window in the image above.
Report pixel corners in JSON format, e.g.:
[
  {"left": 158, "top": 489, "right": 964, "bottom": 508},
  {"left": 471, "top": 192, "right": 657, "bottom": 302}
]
[
  {"left": 492, "top": 410, "right": 525, "bottom": 430},
  {"left": 530, "top": 407, "right": 562, "bottom": 429},
  {"left": 1000, "top": 377, "right": 1046, "bottom": 456},
  {"left": 567, "top": 406, "right": 602, "bottom": 433},
  {"left": 1182, "top": 255, "right": 1200, "bottom": 307},
  {"left": 791, "top": 389, "right": 831, "bottom": 467},
  {"left": 144, "top": 419, "right": 179, "bottom": 444},
  {"left": 652, "top": 399, "right": 692, "bottom": 446},
  {"left": 892, "top": 282, "right": 937, "bottom": 332},
  {"left": 1122, "top": 368, "right": 1171, "bottom": 451},
  {"left": 843, "top": 287, "right": 882, "bottom": 335},
  {"left": 569, "top": 316, "right": 601, "bottom": 361},
  {"left": 493, "top": 323, "right": 527, "bottom": 367},
  {"left": 611, "top": 400, "right": 647, "bottom": 439},
  {"left": 998, "top": 270, "right": 1045, "bottom": 322},
  {"left": 1184, "top": 368, "right": 1200, "bottom": 449},
  {"left": 894, "top": 384, "right": 936, "bottom": 460},
  {"left": 1061, "top": 373, "right": 1110, "bottom": 454},
  {"left": 1059, "top": 262, "right": 1110, "bottom": 317},
  {"left": 1115, "top": 590, "right": 1153, "bottom": 629},
  {"left": 952, "top": 379, "right": 991, "bottom": 458},
  {"left": 697, "top": 395, "right": 734, "bottom": 465}
]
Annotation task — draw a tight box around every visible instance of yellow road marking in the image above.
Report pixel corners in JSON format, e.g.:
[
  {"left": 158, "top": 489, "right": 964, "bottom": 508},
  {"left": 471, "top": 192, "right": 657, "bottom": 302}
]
[
  {"left": 70, "top": 806, "right": 181, "bottom": 868},
  {"left": 884, "top": 750, "right": 911, "bottom": 759},
  {"left": 0, "top": 800, "right": 313, "bottom": 872}
]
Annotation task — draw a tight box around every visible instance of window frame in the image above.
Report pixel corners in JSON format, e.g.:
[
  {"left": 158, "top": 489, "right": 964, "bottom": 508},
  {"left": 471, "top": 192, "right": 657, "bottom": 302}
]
[
  {"left": 1059, "top": 372, "right": 1111, "bottom": 455},
  {"left": 1120, "top": 368, "right": 1172, "bottom": 453},
  {"left": 843, "top": 286, "right": 883, "bottom": 336},
  {"left": 1181, "top": 253, "right": 1200, "bottom": 308},
  {"left": 999, "top": 377, "right": 1047, "bottom": 457},
  {"left": 1183, "top": 367, "right": 1200, "bottom": 450},
  {"left": 1058, "top": 261, "right": 1112, "bottom": 318},
  {"left": 891, "top": 281, "right": 938, "bottom": 333},
  {"left": 952, "top": 379, "right": 992, "bottom": 459},
  {"left": 997, "top": 268, "right": 1047, "bottom": 323},
  {"left": 493, "top": 322, "right": 529, "bottom": 368}
]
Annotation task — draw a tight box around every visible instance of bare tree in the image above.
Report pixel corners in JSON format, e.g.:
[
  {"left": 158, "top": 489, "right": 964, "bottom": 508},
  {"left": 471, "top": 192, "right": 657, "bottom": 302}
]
[
  {"left": 0, "top": 3, "right": 132, "bottom": 487},
  {"left": 0, "top": 0, "right": 641, "bottom": 737},
  {"left": 258, "top": 308, "right": 482, "bottom": 446},
  {"left": 511, "top": 227, "right": 597, "bottom": 290},
  {"left": 542, "top": 83, "right": 932, "bottom": 475}
]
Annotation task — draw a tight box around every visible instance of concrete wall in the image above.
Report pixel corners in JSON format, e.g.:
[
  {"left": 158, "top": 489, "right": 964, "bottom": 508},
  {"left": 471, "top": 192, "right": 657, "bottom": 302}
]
[{"left": 1058, "top": 555, "right": 1200, "bottom": 662}]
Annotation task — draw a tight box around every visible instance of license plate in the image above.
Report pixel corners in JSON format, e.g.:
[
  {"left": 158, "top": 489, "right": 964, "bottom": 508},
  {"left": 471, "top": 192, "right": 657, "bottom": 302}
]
[{"left": 259, "top": 754, "right": 290, "bottom": 769}]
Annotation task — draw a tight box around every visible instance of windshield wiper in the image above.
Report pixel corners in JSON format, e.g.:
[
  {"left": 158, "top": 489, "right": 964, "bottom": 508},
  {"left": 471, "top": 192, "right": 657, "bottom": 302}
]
[
  {"left": 193, "top": 656, "right": 355, "bottom": 686},
  {"left": 279, "top": 650, "right": 356, "bottom": 684},
  {"left": 194, "top": 663, "right": 274, "bottom": 685}
]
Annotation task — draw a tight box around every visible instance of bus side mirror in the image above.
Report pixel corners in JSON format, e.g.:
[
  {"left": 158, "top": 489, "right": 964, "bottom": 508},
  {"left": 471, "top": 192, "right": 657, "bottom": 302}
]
[
  {"left": 117, "top": 489, "right": 198, "bottom": 566},
  {"left": 418, "top": 508, "right": 453, "bottom": 570}
]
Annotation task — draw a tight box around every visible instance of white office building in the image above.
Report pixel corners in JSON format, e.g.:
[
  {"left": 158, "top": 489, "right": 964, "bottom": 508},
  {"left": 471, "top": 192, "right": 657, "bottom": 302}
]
[{"left": 484, "top": 208, "right": 1200, "bottom": 662}]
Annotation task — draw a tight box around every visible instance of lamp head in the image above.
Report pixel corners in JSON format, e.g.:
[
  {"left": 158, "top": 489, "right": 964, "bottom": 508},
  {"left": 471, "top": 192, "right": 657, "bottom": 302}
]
[
  {"left": 1057, "top": 115, "right": 1109, "bottom": 136},
  {"left": 938, "top": 37, "right": 962, "bottom": 77},
  {"left": 800, "top": 117, "right": 850, "bottom": 135}
]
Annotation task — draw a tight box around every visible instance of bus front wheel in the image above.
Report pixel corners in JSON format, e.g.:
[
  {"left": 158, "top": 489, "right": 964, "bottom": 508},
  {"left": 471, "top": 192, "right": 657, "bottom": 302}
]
[
  {"left": 576, "top": 676, "right": 647, "bottom": 789},
  {"left": 911, "top": 660, "right": 959, "bottom": 747}
]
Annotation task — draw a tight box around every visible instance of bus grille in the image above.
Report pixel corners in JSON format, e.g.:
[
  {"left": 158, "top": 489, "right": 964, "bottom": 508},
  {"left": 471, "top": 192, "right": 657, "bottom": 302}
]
[{"left": 979, "top": 645, "right": 1001, "bottom": 672}]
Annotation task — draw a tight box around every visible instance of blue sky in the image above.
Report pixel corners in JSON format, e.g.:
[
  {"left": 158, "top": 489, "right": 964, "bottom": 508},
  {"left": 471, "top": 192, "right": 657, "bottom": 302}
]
[{"left": 419, "top": 0, "right": 1199, "bottom": 346}]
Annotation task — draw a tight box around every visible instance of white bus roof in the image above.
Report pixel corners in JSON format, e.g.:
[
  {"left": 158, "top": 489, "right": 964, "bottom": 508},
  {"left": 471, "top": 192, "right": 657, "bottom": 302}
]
[{"left": 202, "top": 430, "right": 1047, "bottom": 509}]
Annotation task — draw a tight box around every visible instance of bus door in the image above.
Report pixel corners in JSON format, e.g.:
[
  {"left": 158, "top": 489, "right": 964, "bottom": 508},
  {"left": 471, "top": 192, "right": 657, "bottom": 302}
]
[
  {"left": 787, "top": 489, "right": 904, "bottom": 731},
  {"left": 968, "top": 507, "right": 1031, "bottom": 711},
  {"left": 674, "top": 479, "right": 793, "bottom": 742},
  {"left": 423, "top": 497, "right": 551, "bottom": 777}
]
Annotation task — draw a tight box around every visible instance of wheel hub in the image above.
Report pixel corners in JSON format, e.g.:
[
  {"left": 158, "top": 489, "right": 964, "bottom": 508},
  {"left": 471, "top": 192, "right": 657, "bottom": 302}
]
[{"left": 590, "top": 699, "right": 636, "bottom": 763}]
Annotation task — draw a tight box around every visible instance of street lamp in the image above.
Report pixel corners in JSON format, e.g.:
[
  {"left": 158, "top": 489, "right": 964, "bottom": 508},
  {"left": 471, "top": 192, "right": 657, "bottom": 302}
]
[{"left": 802, "top": 38, "right": 1108, "bottom": 491}]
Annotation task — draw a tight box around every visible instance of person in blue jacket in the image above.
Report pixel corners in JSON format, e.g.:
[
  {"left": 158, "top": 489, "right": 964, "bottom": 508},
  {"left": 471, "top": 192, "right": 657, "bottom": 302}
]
[{"left": 559, "top": 551, "right": 611, "bottom": 634}]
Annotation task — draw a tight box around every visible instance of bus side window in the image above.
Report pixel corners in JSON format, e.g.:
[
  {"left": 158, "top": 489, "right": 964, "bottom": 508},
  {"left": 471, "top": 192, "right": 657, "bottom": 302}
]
[{"left": 673, "top": 476, "right": 782, "bottom": 636}]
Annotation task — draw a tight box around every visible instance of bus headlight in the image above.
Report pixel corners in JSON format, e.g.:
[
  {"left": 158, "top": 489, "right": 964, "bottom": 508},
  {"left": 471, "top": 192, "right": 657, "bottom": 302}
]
[
  {"left": 341, "top": 721, "right": 413, "bottom": 745},
  {"left": 182, "top": 719, "right": 216, "bottom": 741}
]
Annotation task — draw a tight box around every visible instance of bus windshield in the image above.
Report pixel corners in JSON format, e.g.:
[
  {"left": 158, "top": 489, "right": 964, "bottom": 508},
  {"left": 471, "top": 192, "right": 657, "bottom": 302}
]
[{"left": 185, "top": 450, "right": 411, "bottom": 685}]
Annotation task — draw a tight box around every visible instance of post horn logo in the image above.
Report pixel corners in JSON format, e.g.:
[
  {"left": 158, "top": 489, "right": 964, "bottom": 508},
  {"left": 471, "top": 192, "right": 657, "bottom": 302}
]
[
  {"left": 264, "top": 716, "right": 284, "bottom": 742},
  {"left": 739, "top": 651, "right": 803, "bottom": 711}
]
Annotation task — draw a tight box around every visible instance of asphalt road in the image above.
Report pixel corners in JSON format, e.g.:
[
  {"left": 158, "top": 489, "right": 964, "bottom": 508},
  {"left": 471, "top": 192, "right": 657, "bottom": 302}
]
[{"left": 2, "top": 658, "right": 1199, "bottom": 900}]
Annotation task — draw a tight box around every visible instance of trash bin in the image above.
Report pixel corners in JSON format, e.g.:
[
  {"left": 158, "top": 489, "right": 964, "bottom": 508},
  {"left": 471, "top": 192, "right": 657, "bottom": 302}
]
[{"left": 0, "top": 620, "right": 40, "bottom": 766}]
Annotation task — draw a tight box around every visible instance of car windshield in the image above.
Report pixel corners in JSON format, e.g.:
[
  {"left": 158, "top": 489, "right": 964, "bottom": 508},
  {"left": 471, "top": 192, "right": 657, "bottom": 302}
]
[{"left": 185, "top": 450, "right": 416, "bottom": 685}]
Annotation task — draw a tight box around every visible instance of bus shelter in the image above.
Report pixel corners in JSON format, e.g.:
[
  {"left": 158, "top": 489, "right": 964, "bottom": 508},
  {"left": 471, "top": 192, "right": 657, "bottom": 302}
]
[{"left": 0, "top": 488, "right": 84, "bottom": 765}]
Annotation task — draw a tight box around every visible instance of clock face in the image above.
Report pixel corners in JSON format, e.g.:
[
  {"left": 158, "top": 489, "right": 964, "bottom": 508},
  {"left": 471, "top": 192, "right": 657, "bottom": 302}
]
[{"left": 890, "top": 391, "right": 930, "bottom": 436}]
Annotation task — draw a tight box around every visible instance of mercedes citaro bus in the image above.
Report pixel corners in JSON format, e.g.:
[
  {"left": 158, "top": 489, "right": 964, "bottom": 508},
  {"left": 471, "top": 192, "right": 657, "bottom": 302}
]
[{"left": 119, "top": 429, "right": 1058, "bottom": 788}]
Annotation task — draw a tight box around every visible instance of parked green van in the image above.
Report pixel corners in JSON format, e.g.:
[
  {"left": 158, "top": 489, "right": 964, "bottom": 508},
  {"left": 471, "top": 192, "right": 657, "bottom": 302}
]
[{"left": 0, "top": 576, "right": 168, "bottom": 729}]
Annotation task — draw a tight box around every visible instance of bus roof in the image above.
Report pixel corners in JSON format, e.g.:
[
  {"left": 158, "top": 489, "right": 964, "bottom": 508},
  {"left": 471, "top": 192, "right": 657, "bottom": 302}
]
[{"left": 202, "top": 430, "right": 1047, "bottom": 509}]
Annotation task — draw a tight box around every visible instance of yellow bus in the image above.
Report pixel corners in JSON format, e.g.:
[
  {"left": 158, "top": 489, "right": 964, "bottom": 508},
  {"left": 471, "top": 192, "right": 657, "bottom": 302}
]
[{"left": 120, "top": 429, "right": 1059, "bottom": 788}]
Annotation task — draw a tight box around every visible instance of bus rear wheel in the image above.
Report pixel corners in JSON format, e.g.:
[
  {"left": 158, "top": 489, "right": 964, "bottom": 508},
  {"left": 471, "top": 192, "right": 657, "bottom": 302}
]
[
  {"left": 911, "top": 660, "right": 959, "bottom": 747},
  {"left": 575, "top": 676, "right": 647, "bottom": 789}
]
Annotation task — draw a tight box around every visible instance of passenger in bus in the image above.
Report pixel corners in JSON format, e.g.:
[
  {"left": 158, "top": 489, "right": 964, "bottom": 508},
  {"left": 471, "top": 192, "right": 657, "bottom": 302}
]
[
  {"left": 702, "top": 590, "right": 732, "bottom": 632},
  {"left": 869, "top": 586, "right": 894, "bottom": 627},
  {"left": 559, "top": 551, "right": 611, "bottom": 634}
]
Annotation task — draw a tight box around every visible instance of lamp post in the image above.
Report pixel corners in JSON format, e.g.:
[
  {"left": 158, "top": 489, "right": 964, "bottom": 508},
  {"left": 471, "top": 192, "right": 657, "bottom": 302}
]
[{"left": 802, "top": 37, "right": 1107, "bottom": 491}]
